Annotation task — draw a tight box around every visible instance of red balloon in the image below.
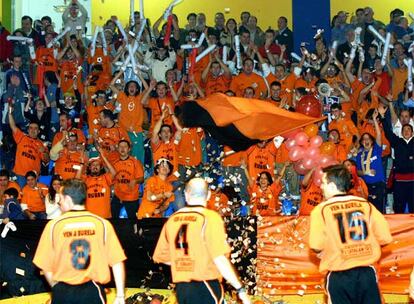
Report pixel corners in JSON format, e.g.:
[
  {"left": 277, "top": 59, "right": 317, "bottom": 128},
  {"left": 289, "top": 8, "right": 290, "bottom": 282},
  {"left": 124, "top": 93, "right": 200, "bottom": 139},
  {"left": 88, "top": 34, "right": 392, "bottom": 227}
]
[
  {"left": 310, "top": 135, "right": 323, "bottom": 147},
  {"left": 285, "top": 138, "right": 297, "bottom": 150},
  {"left": 289, "top": 146, "right": 305, "bottom": 161},
  {"left": 294, "top": 159, "right": 309, "bottom": 175},
  {"left": 296, "top": 95, "right": 322, "bottom": 118},
  {"left": 294, "top": 132, "right": 309, "bottom": 146}
]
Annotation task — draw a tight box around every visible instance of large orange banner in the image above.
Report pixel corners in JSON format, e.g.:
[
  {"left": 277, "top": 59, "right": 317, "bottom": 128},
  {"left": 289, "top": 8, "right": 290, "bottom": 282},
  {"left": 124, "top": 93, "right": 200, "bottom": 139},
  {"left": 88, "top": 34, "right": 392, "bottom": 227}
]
[{"left": 256, "top": 214, "right": 414, "bottom": 296}]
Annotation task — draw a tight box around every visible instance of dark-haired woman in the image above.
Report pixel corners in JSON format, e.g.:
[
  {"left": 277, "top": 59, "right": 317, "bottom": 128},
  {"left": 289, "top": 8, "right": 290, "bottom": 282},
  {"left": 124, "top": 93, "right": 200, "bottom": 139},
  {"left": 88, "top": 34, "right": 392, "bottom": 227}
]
[{"left": 45, "top": 175, "right": 63, "bottom": 219}]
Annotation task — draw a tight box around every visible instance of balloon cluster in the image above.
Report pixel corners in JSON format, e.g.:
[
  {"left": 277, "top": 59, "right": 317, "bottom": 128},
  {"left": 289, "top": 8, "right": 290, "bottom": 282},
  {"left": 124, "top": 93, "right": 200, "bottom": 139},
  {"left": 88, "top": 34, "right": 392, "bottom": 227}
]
[{"left": 285, "top": 124, "right": 338, "bottom": 186}]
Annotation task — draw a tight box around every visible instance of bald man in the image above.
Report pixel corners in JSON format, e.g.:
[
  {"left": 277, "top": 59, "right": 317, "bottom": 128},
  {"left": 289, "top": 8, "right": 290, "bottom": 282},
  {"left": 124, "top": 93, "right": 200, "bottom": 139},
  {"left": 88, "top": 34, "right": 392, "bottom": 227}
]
[{"left": 153, "top": 178, "right": 250, "bottom": 304}]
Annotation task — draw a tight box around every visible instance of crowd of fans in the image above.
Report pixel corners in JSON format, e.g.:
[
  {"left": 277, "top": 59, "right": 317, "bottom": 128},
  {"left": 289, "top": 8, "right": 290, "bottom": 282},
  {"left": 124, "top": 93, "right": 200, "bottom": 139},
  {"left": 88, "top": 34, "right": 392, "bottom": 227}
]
[{"left": 0, "top": 1, "right": 413, "bottom": 223}]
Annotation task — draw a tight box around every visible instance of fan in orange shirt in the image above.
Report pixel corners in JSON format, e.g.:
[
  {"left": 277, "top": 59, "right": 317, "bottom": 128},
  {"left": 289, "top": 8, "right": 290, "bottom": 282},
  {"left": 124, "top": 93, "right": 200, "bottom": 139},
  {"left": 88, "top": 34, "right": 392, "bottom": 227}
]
[
  {"left": 137, "top": 158, "right": 175, "bottom": 219},
  {"left": 151, "top": 108, "right": 182, "bottom": 179},
  {"left": 0, "top": 170, "right": 21, "bottom": 202},
  {"left": 95, "top": 109, "right": 131, "bottom": 163},
  {"left": 246, "top": 140, "right": 278, "bottom": 184},
  {"left": 75, "top": 145, "right": 116, "bottom": 219},
  {"left": 50, "top": 131, "right": 88, "bottom": 180},
  {"left": 329, "top": 103, "right": 359, "bottom": 151},
  {"left": 57, "top": 46, "right": 83, "bottom": 95},
  {"left": 229, "top": 58, "right": 267, "bottom": 98},
  {"left": 201, "top": 51, "right": 232, "bottom": 96},
  {"left": 299, "top": 168, "right": 323, "bottom": 215},
  {"left": 111, "top": 77, "right": 147, "bottom": 163},
  {"left": 21, "top": 171, "right": 49, "bottom": 220},
  {"left": 112, "top": 140, "right": 144, "bottom": 219},
  {"left": 294, "top": 67, "right": 318, "bottom": 92},
  {"left": 265, "top": 64, "right": 296, "bottom": 105},
  {"left": 243, "top": 161, "right": 288, "bottom": 216},
  {"left": 327, "top": 129, "right": 348, "bottom": 162},
  {"left": 142, "top": 80, "right": 177, "bottom": 134},
  {"left": 52, "top": 113, "right": 86, "bottom": 147}
]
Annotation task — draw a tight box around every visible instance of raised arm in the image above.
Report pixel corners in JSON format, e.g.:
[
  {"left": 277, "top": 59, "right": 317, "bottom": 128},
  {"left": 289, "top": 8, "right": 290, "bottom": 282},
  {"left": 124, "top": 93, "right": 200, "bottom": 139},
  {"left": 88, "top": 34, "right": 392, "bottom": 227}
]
[
  {"left": 96, "top": 145, "right": 116, "bottom": 177},
  {"left": 151, "top": 108, "right": 168, "bottom": 145},
  {"left": 141, "top": 79, "right": 156, "bottom": 106},
  {"left": 372, "top": 109, "right": 382, "bottom": 146}
]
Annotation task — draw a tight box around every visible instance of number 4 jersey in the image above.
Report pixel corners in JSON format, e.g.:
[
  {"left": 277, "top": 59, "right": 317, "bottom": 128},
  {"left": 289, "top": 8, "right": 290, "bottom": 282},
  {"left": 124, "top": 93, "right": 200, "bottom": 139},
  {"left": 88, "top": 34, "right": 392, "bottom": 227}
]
[
  {"left": 309, "top": 195, "right": 392, "bottom": 273},
  {"left": 33, "top": 211, "right": 126, "bottom": 285},
  {"left": 153, "top": 206, "right": 231, "bottom": 282}
]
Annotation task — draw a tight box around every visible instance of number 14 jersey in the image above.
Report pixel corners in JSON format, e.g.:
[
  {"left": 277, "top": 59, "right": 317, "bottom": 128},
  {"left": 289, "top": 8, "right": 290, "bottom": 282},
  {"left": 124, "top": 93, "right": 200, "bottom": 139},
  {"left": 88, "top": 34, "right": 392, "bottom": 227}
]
[
  {"left": 153, "top": 206, "right": 231, "bottom": 282},
  {"left": 309, "top": 195, "right": 392, "bottom": 273}
]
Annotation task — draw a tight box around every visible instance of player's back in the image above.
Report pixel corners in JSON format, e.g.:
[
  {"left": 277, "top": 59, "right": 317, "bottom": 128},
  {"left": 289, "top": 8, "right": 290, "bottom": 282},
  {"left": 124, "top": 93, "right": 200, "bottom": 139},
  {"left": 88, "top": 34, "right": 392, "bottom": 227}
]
[
  {"left": 160, "top": 206, "right": 230, "bottom": 282},
  {"left": 310, "top": 195, "right": 392, "bottom": 273},
  {"left": 46, "top": 211, "right": 117, "bottom": 284}
]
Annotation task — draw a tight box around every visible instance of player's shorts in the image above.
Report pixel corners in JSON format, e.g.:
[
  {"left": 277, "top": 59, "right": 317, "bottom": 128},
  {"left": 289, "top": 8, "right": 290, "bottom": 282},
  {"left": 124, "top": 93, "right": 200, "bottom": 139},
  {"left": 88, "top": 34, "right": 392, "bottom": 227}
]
[
  {"left": 51, "top": 280, "right": 106, "bottom": 304},
  {"left": 175, "top": 279, "right": 224, "bottom": 304},
  {"left": 326, "top": 266, "right": 381, "bottom": 304}
]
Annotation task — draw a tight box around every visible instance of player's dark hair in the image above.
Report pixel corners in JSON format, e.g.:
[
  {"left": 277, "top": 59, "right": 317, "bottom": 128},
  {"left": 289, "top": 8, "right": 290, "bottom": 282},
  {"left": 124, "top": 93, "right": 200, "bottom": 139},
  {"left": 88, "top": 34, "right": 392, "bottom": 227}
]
[
  {"left": 322, "top": 164, "right": 352, "bottom": 193},
  {"left": 61, "top": 179, "right": 87, "bottom": 206}
]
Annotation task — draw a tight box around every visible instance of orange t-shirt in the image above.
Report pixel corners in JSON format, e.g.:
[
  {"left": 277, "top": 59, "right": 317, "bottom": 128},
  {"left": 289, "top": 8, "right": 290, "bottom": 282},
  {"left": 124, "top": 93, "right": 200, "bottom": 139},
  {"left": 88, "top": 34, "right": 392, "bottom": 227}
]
[
  {"left": 117, "top": 92, "right": 144, "bottom": 133},
  {"left": 36, "top": 47, "right": 58, "bottom": 72},
  {"left": 0, "top": 181, "right": 22, "bottom": 201},
  {"left": 391, "top": 67, "right": 407, "bottom": 99},
  {"left": 177, "top": 128, "right": 203, "bottom": 167},
  {"left": 21, "top": 183, "right": 48, "bottom": 212},
  {"left": 86, "top": 72, "right": 112, "bottom": 102},
  {"left": 113, "top": 156, "right": 144, "bottom": 201},
  {"left": 201, "top": 73, "right": 232, "bottom": 96},
  {"left": 52, "top": 128, "right": 86, "bottom": 147},
  {"left": 206, "top": 190, "right": 231, "bottom": 217},
  {"left": 146, "top": 97, "right": 175, "bottom": 133},
  {"left": 54, "top": 149, "right": 87, "bottom": 180},
  {"left": 13, "top": 129, "right": 47, "bottom": 176},
  {"left": 84, "top": 173, "right": 113, "bottom": 218},
  {"left": 97, "top": 125, "right": 130, "bottom": 163},
  {"left": 153, "top": 206, "right": 230, "bottom": 282},
  {"left": 33, "top": 211, "right": 126, "bottom": 285},
  {"left": 299, "top": 181, "right": 323, "bottom": 215},
  {"left": 275, "top": 142, "right": 290, "bottom": 164},
  {"left": 249, "top": 182, "right": 282, "bottom": 216},
  {"left": 222, "top": 146, "right": 247, "bottom": 167},
  {"left": 332, "top": 143, "right": 348, "bottom": 163},
  {"left": 328, "top": 118, "right": 359, "bottom": 151},
  {"left": 87, "top": 47, "right": 112, "bottom": 77},
  {"left": 86, "top": 103, "right": 115, "bottom": 138},
  {"left": 137, "top": 175, "right": 174, "bottom": 219},
  {"left": 309, "top": 195, "right": 392, "bottom": 273},
  {"left": 152, "top": 140, "right": 179, "bottom": 174},
  {"left": 230, "top": 72, "right": 267, "bottom": 98},
  {"left": 246, "top": 143, "right": 277, "bottom": 182},
  {"left": 59, "top": 59, "right": 84, "bottom": 94},
  {"left": 294, "top": 77, "right": 317, "bottom": 91}
]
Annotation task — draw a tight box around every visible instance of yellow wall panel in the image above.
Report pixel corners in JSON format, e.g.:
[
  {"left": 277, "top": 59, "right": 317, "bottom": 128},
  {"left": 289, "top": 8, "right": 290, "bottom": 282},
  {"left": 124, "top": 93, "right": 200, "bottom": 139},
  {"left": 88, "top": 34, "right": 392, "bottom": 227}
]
[
  {"left": 330, "top": 0, "right": 414, "bottom": 25},
  {"left": 91, "top": 0, "right": 292, "bottom": 32}
]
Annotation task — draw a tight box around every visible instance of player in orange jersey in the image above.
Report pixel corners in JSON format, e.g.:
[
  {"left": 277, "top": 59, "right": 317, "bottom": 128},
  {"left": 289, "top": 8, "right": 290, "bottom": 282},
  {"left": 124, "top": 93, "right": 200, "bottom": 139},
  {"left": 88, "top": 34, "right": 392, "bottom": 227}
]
[
  {"left": 309, "top": 165, "right": 392, "bottom": 304},
  {"left": 33, "top": 179, "right": 126, "bottom": 304},
  {"left": 153, "top": 177, "right": 250, "bottom": 304}
]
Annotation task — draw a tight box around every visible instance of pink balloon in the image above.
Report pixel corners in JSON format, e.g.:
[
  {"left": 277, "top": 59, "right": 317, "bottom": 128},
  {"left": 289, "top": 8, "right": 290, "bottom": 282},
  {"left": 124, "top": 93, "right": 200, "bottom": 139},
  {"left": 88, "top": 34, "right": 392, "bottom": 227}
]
[
  {"left": 285, "top": 138, "right": 297, "bottom": 150},
  {"left": 289, "top": 146, "right": 305, "bottom": 162},
  {"left": 303, "top": 157, "right": 317, "bottom": 169},
  {"left": 307, "top": 147, "right": 320, "bottom": 159},
  {"left": 294, "top": 160, "right": 309, "bottom": 175},
  {"left": 313, "top": 167, "right": 324, "bottom": 180},
  {"left": 319, "top": 155, "right": 335, "bottom": 168},
  {"left": 310, "top": 135, "right": 323, "bottom": 148},
  {"left": 294, "top": 132, "right": 309, "bottom": 146}
]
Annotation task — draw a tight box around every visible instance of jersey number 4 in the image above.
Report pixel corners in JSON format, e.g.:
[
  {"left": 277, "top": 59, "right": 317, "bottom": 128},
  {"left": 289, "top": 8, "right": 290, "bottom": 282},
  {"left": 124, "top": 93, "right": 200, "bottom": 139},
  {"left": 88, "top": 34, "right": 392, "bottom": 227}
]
[
  {"left": 70, "top": 239, "right": 91, "bottom": 270},
  {"left": 334, "top": 210, "right": 369, "bottom": 243},
  {"left": 175, "top": 224, "right": 189, "bottom": 255}
]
